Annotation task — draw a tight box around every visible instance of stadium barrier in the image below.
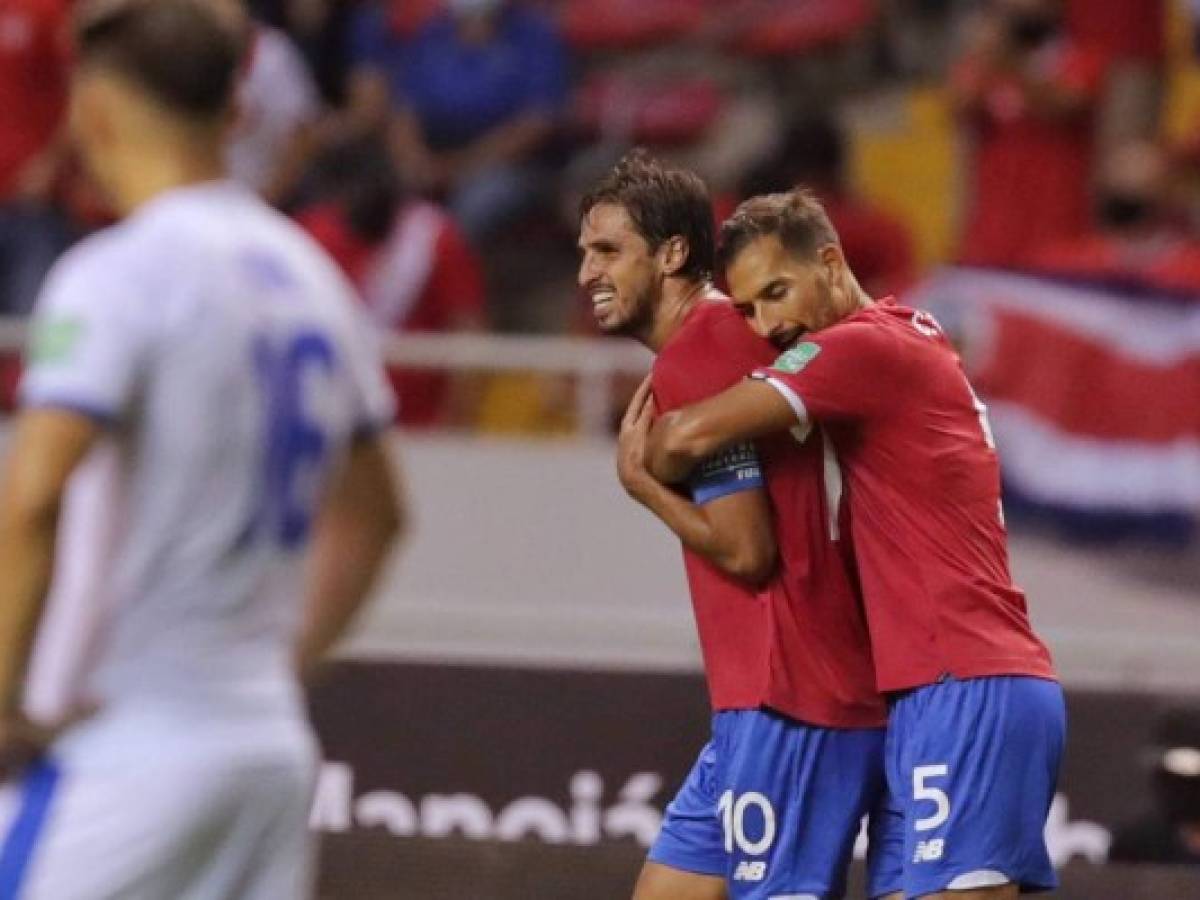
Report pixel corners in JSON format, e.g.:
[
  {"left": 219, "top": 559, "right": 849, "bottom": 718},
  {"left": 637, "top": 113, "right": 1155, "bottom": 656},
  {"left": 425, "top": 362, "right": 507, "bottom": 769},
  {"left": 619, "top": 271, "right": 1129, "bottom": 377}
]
[{"left": 0, "top": 319, "right": 652, "bottom": 436}]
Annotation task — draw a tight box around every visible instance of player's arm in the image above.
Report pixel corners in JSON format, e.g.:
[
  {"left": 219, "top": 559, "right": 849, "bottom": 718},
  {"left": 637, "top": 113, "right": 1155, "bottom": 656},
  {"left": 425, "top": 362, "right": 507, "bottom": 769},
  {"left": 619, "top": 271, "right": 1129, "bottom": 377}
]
[
  {"left": 0, "top": 245, "right": 144, "bottom": 773},
  {"left": 0, "top": 410, "right": 100, "bottom": 770},
  {"left": 295, "top": 431, "right": 408, "bottom": 678},
  {"left": 646, "top": 325, "right": 894, "bottom": 483},
  {"left": 644, "top": 377, "right": 798, "bottom": 485},
  {"left": 618, "top": 380, "right": 777, "bottom": 586}
]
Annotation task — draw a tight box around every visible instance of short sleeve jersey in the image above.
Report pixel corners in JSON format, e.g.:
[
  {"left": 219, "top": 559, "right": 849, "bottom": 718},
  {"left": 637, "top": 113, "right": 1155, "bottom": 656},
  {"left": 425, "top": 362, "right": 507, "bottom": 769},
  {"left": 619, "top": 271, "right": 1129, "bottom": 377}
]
[
  {"left": 19, "top": 181, "right": 394, "bottom": 722},
  {"left": 754, "top": 299, "right": 1055, "bottom": 693},
  {"left": 653, "top": 297, "right": 884, "bottom": 728}
]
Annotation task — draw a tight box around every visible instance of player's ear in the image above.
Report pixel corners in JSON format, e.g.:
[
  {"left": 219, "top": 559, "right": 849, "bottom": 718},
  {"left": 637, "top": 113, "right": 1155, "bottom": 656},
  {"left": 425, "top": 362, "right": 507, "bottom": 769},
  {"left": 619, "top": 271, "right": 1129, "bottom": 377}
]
[
  {"left": 819, "top": 243, "right": 852, "bottom": 292},
  {"left": 818, "top": 243, "right": 845, "bottom": 277},
  {"left": 660, "top": 235, "right": 689, "bottom": 276}
]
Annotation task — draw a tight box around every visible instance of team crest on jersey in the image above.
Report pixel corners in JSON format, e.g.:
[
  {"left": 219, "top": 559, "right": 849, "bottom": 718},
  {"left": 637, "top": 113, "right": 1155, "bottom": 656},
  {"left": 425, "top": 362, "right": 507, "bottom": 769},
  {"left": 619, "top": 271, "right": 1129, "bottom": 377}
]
[
  {"left": 29, "top": 318, "right": 85, "bottom": 365},
  {"left": 771, "top": 342, "right": 821, "bottom": 374}
]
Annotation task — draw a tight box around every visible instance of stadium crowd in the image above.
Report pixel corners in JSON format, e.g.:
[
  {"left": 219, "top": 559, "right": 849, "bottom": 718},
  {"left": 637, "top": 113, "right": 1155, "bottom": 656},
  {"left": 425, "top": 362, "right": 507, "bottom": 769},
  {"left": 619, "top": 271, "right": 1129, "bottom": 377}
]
[{"left": 2, "top": 0, "right": 1199, "bottom": 430}]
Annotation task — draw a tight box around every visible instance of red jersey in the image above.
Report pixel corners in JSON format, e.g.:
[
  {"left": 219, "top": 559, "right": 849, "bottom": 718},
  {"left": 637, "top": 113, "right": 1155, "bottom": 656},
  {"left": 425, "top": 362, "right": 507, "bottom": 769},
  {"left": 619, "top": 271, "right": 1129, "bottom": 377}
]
[
  {"left": 0, "top": 0, "right": 69, "bottom": 198},
  {"left": 653, "top": 297, "right": 884, "bottom": 728},
  {"left": 753, "top": 300, "right": 1055, "bottom": 693}
]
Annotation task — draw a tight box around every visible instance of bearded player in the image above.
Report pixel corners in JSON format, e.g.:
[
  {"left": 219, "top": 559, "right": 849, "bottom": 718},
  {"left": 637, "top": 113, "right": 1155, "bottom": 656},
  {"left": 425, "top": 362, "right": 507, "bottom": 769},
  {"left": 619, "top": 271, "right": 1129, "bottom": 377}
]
[
  {"left": 636, "top": 189, "right": 1064, "bottom": 899},
  {"left": 580, "top": 152, "right": 896, "bottom": 899}
]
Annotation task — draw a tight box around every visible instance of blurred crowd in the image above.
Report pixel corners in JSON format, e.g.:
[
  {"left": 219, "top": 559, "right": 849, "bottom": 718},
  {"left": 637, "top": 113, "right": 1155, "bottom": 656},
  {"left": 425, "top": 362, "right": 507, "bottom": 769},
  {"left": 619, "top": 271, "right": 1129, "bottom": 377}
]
[{"left": 3, "top": 0, "right": 1200, "bottom": 428}]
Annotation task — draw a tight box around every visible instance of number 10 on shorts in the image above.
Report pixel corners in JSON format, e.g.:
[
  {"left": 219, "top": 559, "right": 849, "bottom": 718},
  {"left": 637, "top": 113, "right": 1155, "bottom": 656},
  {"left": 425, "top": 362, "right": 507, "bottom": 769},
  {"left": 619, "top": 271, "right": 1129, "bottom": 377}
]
[
  {"left": 717, "top": 790, "right": 777, "bottom": 856},
  {"left": 913, "top": 764, "right": 950, "bottom": 832}
]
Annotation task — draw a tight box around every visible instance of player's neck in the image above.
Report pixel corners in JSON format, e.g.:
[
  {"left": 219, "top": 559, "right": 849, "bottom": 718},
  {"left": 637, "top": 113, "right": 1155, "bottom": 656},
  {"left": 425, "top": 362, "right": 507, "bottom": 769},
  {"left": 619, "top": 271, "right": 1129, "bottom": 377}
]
[
  {"left": 836, "top": 277, "right": 874, "bottom": 320},
  {"left": 109, "top": 138, "right": 226, "bottom": 218},
  {"left": 643, "top": 279, "right": 709, "bottom": 352}
]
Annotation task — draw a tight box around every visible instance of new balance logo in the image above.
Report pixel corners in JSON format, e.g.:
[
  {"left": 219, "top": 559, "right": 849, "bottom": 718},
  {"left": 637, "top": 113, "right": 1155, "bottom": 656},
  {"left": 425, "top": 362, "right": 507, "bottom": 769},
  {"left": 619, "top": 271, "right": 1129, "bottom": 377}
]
[
  {"left": 913, "top": 839, "right": 945, "bottom": 863},
  {"left": 733, "top": 861, "right": 768, "bottom": 882}
]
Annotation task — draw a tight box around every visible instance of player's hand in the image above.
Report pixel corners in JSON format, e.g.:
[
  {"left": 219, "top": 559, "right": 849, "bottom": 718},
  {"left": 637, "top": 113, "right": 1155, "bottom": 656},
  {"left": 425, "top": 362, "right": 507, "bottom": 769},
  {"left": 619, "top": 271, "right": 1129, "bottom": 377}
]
[
  {"left": 617, "top": 375, "right": 657, "bottom": 500},
  {"left": 0, "top": 714, "right": 56, "bottom": 782},
  {"left": 0, "top": 706, "right": 94, "bottom": 783}
]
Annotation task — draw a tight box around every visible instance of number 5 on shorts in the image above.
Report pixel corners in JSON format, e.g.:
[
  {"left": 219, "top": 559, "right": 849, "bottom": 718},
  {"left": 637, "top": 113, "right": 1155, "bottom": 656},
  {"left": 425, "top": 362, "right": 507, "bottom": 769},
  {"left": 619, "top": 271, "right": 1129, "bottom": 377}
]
[{"left": 913, "top": 765, "right": 950, "bottom": 832}]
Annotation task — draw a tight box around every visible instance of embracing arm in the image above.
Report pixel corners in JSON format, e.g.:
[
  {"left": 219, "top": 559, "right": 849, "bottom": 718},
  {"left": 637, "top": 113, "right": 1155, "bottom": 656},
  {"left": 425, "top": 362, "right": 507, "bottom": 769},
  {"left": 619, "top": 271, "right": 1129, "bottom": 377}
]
[{"left": 645, "top": 378, "right": 800, "bottom": 485}]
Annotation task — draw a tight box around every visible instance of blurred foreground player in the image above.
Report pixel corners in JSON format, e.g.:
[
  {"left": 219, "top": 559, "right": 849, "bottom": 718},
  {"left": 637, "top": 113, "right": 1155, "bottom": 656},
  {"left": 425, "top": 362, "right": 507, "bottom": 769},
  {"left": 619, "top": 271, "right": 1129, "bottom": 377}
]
[
  {"left": 639, "top": 190, "right": 1063, "bottom": 899},
  {"left": 580, "top": 152, "right": 891, "bottom": 899},
  {"left": 0, "top": 1, "right": 405, "bottom": 896}
]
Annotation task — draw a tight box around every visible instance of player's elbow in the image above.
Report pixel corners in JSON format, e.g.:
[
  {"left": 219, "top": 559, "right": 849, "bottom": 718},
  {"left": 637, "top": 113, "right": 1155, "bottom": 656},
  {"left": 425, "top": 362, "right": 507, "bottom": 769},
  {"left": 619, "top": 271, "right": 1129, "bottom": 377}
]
[
  {"left": 723, "top": 540, "right": 777, "bottom": 588},
  {"left": 653, "top": 412, "right": 716, "bottom": 482},
  {"left": 0, "top": 482, "right": 62, "bottom": 538}
]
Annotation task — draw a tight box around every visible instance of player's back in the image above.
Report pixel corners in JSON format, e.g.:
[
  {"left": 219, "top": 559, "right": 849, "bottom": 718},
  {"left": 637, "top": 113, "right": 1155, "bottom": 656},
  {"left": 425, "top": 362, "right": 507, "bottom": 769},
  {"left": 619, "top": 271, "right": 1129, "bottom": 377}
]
[
  {"left": 653, "top": 298, "right": 883, "bottom": 728},
  {"left": 20, "top": 181, "right": 391, "bottom": 724}
]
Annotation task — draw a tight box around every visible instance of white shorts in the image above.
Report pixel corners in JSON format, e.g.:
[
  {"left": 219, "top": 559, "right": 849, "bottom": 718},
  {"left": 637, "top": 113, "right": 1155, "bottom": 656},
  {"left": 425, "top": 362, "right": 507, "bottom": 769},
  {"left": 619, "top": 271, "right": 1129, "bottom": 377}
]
[{"left": 0, "top": 704, "right": 319, "bottom": 900}]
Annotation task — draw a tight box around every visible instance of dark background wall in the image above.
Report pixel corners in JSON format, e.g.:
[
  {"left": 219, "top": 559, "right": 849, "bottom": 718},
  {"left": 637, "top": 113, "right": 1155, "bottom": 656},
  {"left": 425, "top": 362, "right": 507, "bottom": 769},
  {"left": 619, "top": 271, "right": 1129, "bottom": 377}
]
[{"left": 309, "top": 661, "right": 1200, "bottom": 898}]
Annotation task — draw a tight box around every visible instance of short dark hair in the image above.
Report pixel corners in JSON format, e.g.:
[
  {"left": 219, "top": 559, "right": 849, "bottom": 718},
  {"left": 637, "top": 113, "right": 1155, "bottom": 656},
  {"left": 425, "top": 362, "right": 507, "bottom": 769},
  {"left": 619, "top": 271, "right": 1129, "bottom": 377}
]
[
  {"left": 75, "top": 0, "right": 247, "bottom": 121},
  {"left": 718, "top": 189, "right": 840, "bottom": 271},
  {"left": 579, "top": 149, "right": 714, "bottom": 282}
]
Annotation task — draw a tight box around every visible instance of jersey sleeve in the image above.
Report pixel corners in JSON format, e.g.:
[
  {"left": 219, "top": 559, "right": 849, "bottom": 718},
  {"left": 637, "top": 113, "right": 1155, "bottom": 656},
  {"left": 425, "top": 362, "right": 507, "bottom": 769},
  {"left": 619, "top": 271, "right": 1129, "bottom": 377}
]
[
  {"left": 688, "top": 441, "right": 764, "bottom": 504},
  {"left": 653, "top": 316, "right": 768, "bottom": 504},
  {"left": 19, "top": 243, "right": 151, "bottom": 424},
  {"left": 750, "top": 320, "right": 906, "bottom": 427}
]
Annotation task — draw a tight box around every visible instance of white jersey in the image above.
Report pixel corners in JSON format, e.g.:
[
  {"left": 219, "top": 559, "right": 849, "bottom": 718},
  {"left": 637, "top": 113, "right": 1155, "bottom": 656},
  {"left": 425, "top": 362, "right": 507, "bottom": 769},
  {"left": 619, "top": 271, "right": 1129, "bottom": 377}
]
[{"left": 18, "top": 180, "right": 394, "bottom": 726}]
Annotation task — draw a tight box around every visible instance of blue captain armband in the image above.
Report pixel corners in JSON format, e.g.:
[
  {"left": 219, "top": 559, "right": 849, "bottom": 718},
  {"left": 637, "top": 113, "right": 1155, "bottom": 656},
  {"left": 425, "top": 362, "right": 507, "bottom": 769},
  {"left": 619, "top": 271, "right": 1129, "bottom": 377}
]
[{"left": 689, "top": 441, "right": 764, "bottom": 504}]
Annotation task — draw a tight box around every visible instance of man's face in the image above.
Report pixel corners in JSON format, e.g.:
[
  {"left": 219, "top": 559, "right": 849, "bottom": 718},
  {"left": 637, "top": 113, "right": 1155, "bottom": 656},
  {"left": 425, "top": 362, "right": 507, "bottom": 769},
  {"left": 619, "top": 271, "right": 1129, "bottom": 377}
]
[
  {"left": 725, "top": 234, "right": 842, "bottom": 349},
  {"left": 577, "top": 203, "right": 662, "bottom": 337}
]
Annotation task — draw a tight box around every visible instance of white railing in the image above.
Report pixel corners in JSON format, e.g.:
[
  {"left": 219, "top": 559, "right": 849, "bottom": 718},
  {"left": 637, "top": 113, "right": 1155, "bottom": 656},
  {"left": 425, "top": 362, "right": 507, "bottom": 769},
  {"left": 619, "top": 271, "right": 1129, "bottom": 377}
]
[{"left": 0, "top": 319, "right": 653, "bottom": 436}]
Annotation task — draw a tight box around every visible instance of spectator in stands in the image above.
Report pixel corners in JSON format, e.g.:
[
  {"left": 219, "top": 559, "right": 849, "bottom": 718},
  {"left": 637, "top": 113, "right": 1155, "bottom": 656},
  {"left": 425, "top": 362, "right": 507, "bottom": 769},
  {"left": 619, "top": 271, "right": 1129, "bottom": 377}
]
[
  {"left": 951, "top": 0, "right": 1105, "bottom": 268},
  {"left": 1032, "top": 140, "right": 1200, "bottom": 294},
  {"left": 739, "top": 115, "right": 918, "bottom": 297},
  {"left": 249, "top": 0, "right": 362, "bottom": 103},
  {"left": 1064, "top": 0, "right": 1165, "bottom": 150},
  {"left": 227, "top": 6, "right": 323, "bottom": 206},
  {"left": 297, "top": 137, "right": 488, "bottom": 428},
  {"left": 1111, "top": 704, "right": 1200, "bottom": 865},
  {"left": 344, "top": 0, "right": 569, "bottom": 244},
  {"left": 0, "top": 0, "right": 73, "bottom": 316}
]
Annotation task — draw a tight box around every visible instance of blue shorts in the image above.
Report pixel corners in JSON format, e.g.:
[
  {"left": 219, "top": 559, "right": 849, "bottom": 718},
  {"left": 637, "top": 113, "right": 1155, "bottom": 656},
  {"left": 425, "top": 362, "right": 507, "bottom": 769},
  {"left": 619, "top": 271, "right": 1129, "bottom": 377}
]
[
  {"left": 649, "top": 709, "right": 892, "bottom": 899},
  {"left": 875, "top": 675, "right": 1066, "bottom": 898}
]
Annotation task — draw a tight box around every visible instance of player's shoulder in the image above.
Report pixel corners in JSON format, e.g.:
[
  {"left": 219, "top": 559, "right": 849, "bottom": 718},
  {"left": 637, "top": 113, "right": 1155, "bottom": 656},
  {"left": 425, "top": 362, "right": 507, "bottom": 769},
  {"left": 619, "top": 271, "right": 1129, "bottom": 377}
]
[
  {"left": 39, "top": 220, "right": 146, "bottom": 307},
  {"left": 659, "top": 295, "right": 771, "bottom": 365},
  {"left": 654, "top": 294, "right": 774, "bottom": 407},
  {"left": 813, "top": 298, "right": 945, "bottom": 352}
]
